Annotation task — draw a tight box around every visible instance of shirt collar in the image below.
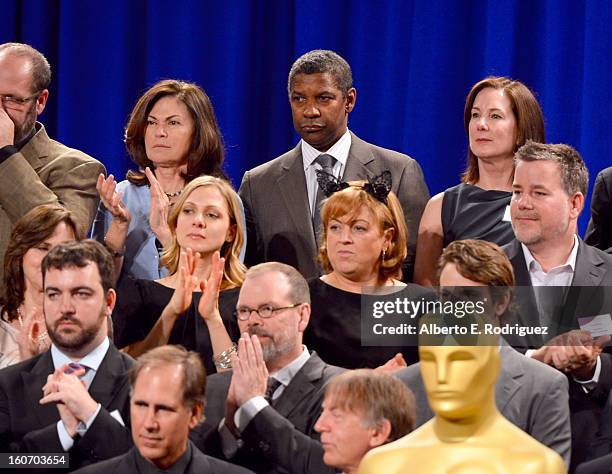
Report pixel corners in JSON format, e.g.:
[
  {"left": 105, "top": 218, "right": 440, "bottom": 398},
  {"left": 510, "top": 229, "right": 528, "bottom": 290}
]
[
  {"left": 51, "top": 337, "right": 110, "bottom": 371},
  {"left": 302, "top": 129, "right": 351, "bottom": 171},
  {"left": 269, "top": 345, "right": 310, "bottom": 387},
  {"left": 134, "top": 440, "right": 193, "bottom": 473},
  {"left": 522, "top": 234, "right": 579, "bottom": 273}
]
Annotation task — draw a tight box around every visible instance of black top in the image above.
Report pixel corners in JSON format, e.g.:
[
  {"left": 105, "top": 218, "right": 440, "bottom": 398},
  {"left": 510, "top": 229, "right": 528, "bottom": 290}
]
[
  {"left": 305, "top": 278, "right": 427, "bottom": 369},
  {"left": 441, "top": 183, "right": 514, "bottom": 247},
  {"left": 112, "top": 278, "right": 240, "bottom": 375}
]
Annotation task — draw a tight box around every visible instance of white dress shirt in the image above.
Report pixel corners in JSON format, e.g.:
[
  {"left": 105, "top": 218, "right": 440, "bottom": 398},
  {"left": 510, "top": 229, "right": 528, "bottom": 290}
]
[{"left": 302, "top": 129, "right": 351, "bottom": 216}]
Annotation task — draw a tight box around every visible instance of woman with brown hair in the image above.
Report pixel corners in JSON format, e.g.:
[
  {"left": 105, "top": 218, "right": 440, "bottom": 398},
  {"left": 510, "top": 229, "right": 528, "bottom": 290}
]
[
  {"left": 414, "top": 76, "right": 546, "bottom": 286},
  {"left": 305, "top": 172, "right": 431, "bottom": 369},
  {"left": 91, "top": 79, "right": 242, "bottom": 281},
  {"left": 113, "top": 176, "right": 246, "bottom": 375},
  {"left": 0, "top": 204, "right": 80, "bottom": 368}
]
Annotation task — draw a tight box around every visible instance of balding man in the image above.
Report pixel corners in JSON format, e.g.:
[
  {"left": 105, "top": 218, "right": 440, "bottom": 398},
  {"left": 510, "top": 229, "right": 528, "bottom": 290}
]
[{"left": 0, "top": 42, "right": 104, "bottom": 280}]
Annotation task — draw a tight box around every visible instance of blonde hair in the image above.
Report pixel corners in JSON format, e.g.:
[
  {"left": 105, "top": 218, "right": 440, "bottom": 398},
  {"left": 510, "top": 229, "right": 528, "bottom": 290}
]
[
  {"left": 161, "top": 176, "right": 246, "bottom": 289},
  {"left": 318, "top": 183, "right": 407, "bottom": 283}
]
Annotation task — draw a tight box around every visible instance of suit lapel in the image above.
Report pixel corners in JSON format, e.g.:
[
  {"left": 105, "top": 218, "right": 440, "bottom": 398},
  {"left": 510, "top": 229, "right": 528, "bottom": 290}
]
[
  {"left": 88, "top": 345, "right": 129, "bottom": 409},
  {"left": 273, "top": 354, "right": 323, "bottom": 419},
  {"left": 495, "top": 346, "right": 524, "bottom": 413},
  {"left": 21, "top": 352, "right": 59, "bottom": 428},
  {"left": 342, "top": 132, "right": 375, "bottom": 181},
  {"left": 18, "top": 123, "right": 51, "bottom": 172},
  {"left": 560, "top": 240, "right": 608, "bottom": 330},
  {"left": 276, "top": 143, "right": 317, "bottom": 250}
]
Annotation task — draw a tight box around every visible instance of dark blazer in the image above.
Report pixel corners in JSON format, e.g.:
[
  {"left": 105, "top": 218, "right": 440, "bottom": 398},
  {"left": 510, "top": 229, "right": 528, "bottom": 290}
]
[
  {"left": 585, "top": 167, "right": 612, "bottom": 253},
  {"left": 503, "top": 238, "right": 612, "bottom": 337},
  {"left": 0, "top": 343, "right": 133, "bottom": 471},
  {"left": 575, "top": 451, "right": 612, "bottom": 474},
  {"left": 238, "top": 132, "right": 429, "bottom": 280},
  {"left": 395, "top": 345, "right": 571, "bottom": 467},
  {"left": 72, "top": 443, "right": 254, "bottom": 474},
  {"left": 191, "top": 352, "right": 344, "bottom": 474},
  {"left": 503, "top": 238, "right": 612, "bottom": 471},
  {"left": 0, "top": 123, "right": 104, "bottom": 282}
]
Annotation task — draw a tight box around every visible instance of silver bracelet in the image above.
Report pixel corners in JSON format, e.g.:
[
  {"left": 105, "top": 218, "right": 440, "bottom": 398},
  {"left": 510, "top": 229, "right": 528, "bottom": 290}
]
[{"left": 214, "top": 343, "right": 237, "bottom": 370}]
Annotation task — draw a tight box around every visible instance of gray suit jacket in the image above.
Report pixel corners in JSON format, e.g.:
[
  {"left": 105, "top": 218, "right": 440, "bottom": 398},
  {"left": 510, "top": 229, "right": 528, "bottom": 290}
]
[
  {"left": 239, "top": 132, "right": 429, "bottom": 280},
  {"left": 191, "top": 352, "right": 344, "bottom": 474},
  {"left": 395, "top": 345, "right": 571, "bottom": 467},
  {"left": 0, "top": 123, "right": 104, "bottom": 281}
]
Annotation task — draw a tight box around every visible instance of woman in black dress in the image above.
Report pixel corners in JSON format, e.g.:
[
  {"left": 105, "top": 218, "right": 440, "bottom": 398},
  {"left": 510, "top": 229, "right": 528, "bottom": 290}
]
[
  {"left": 414, "top": 76, "right": 546, "bottom": 286},
  {"left": 113, "top": 175, "right": 246, "bottom": 374},
  {"left": 306, "top": 174, "right": 431, "bottom": 369}
]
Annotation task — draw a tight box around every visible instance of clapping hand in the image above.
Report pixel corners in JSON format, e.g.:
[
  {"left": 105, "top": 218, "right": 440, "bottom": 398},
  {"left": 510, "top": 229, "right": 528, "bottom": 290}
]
[
  {"left": 197, "top": 251, "right": 224, "bottom": 323},
  {"left": 165, "top": 248, "right": 200, "bottom": 317},
  {"left": 41, "top": 364, "right": 97, "bottom": 438},
  {"left": 96, "top": 174, "right": 131, "bottom": 225},
  {"left": 145, "top": 167, "right": 172, "bottom": 248},
  {"left": 17, "top": 306, "right": 49, "bottom": 360}
]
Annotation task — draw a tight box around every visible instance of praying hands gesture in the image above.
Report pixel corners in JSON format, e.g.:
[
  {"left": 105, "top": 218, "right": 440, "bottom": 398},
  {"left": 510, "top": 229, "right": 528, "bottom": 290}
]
[
  {"left": 145, "top": 167, "right": 172, "bottom": 248},
  {"left": 40, "top": 364, "right": 98, "bottom": 438},
  {"left": 230, "top": 334, "right": 269, "bottom": 407}
]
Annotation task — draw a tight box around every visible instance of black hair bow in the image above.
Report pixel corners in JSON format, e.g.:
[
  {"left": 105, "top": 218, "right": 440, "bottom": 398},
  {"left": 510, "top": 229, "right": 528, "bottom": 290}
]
[{"left": 315, "top": 169, "right": 392, "bottom": 204}]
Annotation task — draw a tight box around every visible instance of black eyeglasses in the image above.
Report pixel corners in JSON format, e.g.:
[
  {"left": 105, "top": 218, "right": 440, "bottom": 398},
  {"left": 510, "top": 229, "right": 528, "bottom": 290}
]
[
  {"left": 234, "top": 303, "right": 303, "bottom": 321},
  {"left": 0, "top": 92, "right": 41, "bottom": 108}
]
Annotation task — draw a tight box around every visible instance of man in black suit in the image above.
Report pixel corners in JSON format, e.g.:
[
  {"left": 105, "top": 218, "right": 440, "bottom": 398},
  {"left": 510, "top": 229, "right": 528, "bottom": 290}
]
[
  {"left": 191, "top": 262, "right": 344, "bottom": 473},
  {"left": 239, "top": 49, "right": 429, "bottom": 280},
  {"left": 503, "top": 141, "right": 612, "bottom": 471},
  {"left": 585, "top": 166, "right": 612, "bottom": 253},
  {"left": 73, "top": 345, "right": 252, "bottom": 474},
  {"left": 0, "top": 240, "right": 132, "bottom": 470}
]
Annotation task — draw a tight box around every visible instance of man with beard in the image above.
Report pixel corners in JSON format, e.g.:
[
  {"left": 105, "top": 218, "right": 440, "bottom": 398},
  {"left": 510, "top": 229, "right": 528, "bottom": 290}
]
[
  {"left": 502, "top": 141, "right": 612, "bottom": 470},
  {"left": 0, "top": 43, "right": 104, "bottom": 281},
  {"left": 191, "top": 262, "right": 344, "bottom": 473},
  {"left": 0, "top": 240, "right": 132, "bottom": 471}
]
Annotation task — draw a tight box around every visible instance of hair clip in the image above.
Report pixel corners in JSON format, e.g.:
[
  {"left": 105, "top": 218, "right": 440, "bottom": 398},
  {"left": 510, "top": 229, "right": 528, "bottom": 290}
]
[
  {"left": 316, "top": 169, "right": 350, "bottom": 197},
  {"left": 315, "top": 169, "right": 393, "bottom": 204},
  {"left": 362, "top": 170, "right": 392, "bottom": 204}
]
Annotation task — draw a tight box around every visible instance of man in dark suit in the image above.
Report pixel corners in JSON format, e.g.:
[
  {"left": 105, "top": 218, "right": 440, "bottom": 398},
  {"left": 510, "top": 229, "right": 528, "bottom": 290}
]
[
  {"left": 0, "top": 43, "right": 104, "bottom": 282},
  {"left": 0, "top": 240, "right": 132, "bottom": 470},
  {"left": 191, "top": 262, "right": 344, "bottom": 473},
  {"left": 503, "top": 141, "right": 612, "bottom": 471},
  {"left": 73, "top": 345, "right": 252, "bottom": 474},
  {"left": 239, "top": 49, "right": 429, "bottom": 280},
  {"left": 585, "top": 166, "right": 612, "bottom": 253}
]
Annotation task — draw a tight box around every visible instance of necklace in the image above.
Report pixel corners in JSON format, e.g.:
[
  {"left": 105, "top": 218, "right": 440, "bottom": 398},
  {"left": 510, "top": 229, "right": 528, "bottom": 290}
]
[{"left": 164, "top": 189, "right": 183, "bottom": 198}]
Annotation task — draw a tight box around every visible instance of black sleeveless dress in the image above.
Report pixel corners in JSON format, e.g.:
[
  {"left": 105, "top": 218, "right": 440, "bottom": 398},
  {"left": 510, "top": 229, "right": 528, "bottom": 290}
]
[{"left": 441, "top": 183, "right": 514, "bottom": 247}]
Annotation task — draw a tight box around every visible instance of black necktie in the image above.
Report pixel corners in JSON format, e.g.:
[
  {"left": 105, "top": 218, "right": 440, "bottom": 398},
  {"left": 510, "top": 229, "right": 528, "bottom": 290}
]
[
  {"left": 264, "top": 377, "right": 282, "bottom": 404},
  {"left": 313, "top": 154, "right": 336, "bottom": 245}
]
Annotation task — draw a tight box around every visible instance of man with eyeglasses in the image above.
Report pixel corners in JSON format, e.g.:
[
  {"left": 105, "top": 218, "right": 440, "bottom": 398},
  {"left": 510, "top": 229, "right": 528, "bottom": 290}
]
[
  {"left": 0, "top": 42, "right": 104, "bottom": 280},
  {"left": 190, "top": 262, "right": 344, "bottom": 474}
]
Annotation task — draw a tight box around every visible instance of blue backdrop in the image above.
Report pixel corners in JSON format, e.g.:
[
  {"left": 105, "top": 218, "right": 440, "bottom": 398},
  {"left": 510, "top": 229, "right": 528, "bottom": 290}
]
[{"left": 4, "top": 0, "right": 611, "bottom": 233}]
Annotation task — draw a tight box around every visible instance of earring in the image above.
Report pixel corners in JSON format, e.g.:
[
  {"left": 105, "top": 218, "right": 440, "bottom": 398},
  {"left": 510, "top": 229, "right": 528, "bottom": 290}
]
[{"left": 381, "top": 248, "right": 386, "bottom": 262}]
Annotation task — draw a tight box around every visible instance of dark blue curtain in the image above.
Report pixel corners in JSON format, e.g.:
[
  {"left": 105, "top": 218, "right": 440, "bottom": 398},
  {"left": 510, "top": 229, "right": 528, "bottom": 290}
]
[{"left": 4, "top": 0, "right": 611, "bottom": 233}]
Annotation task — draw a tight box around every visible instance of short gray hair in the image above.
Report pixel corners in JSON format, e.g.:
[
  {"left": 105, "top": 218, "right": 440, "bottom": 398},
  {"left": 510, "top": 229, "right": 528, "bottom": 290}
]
[
  {"left": 515, "top": 141, "right": 589, "bottom": 197},
  {"left": 129, "top": 345, "right": 205, "bottom": 409},
  {"left": 245, "top": 262, "right": 310, "bottom": 305},
  {"left": 0, "top": 42, "right": 51, "bottom": 92},
  {"left": 288, "top": 49, "right": 353, "bottom": 96}
]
